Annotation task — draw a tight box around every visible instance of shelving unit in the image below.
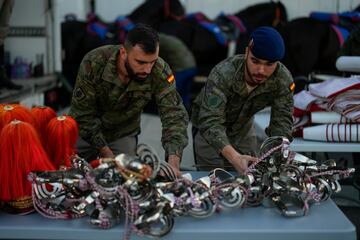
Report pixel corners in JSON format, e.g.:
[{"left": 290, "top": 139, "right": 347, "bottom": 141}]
[{"left": 0, "top": 74, "right": 58, "bottom": 107}]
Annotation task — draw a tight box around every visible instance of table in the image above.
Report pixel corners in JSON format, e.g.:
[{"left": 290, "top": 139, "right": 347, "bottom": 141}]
[
  {"left": 0, "top": 172, "right": 356, "bottom": 240},
  {"left": 254, "top": 110, "right": 360, "bottom": 153}
]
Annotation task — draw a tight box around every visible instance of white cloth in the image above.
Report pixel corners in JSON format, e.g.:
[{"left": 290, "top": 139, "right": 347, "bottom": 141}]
[
  {"left": 328, "top": 89, "right": 360, "bottom": 122},
  {"left": 294, "top": 90, "right": 318, "bottom": 110},
  {"left": 309, "top": 76, "right": 360, "bottom": 98}
]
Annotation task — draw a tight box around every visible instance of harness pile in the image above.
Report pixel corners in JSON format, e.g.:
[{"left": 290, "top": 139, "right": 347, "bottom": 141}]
[{"left": 28, "top": 138, "right": 354, "bottom": 239}]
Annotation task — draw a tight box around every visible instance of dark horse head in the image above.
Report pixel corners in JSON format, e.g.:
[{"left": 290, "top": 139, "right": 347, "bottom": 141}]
[
  {"left": 128, "top": 0, "right": 185, "bottom": 29},
  {"left": 234, "top": 1, "right": 288, "bottom": 54}
]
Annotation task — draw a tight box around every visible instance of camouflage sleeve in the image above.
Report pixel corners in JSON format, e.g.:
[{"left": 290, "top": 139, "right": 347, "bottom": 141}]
[
  {"left": 196, "top": 69, "right": 230, "bottom": 153},
  {"left": 155, "top": 63, "right": 189, "bottom": 158},
  {"left": 68, "top": 59, "right": 107, "bottom": 149},
  {"left": 268, "top": 85, "right": 294, "bottom": 141}
]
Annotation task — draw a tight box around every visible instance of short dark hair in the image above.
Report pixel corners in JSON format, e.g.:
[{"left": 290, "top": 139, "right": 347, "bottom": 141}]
[{"left": 124, "top": 23, "right": 159, "bottom": 53}]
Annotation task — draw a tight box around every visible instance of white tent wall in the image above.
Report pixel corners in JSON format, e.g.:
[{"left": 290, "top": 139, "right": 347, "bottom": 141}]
[{"left": 97, "top": 0, "right": 360, "bottom": 21}]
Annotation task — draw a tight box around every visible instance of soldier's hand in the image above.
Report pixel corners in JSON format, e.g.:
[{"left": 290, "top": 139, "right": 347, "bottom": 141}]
[
  {"left": 167, "top": 154, "right": 182, "bottom": 177},
  {"left": 221, "top": 145, "right": 257, "bottom": 174},
  {"left": 99, "top": 146, "right": 115, "bottom": 158},
  {"left": 230, "top": 154, "right": 257, "bottom": 175}
]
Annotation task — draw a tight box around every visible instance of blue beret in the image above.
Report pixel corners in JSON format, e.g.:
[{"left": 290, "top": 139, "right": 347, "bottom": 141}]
[{"left": 249, "top": 26, "right": 285, "bottom": 62}]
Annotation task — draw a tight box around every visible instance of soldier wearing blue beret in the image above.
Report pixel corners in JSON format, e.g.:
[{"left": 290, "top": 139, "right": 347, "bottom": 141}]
[{"left": 191, "top": 26, "right": 294, "bottom": 174}]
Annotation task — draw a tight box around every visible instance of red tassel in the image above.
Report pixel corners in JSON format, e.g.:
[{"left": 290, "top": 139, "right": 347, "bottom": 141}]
[
  {"left": 0, "top": 120, "right": 55, "bottom": 204},
  {"left": 0, "top": 104, "right": 34, "bottom": 132},
  {"left": 46, "top": 115, "right": 78, "bottom": 169},
  {"left": 31, "top": 106, "right": 57, "bottom": 146}
]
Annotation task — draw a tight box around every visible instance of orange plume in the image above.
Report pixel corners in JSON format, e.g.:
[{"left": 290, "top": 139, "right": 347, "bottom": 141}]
[
  {"left": 0, "top": 120, "right": 55, "bottom": 213},
  {"left": 0, "top": 104, "right": 34, "bottom": 132},
  {"left": 31, "top": 106, "right": 57, "bottom": 146},
  {"left": 46, "top": 115, "right": 79, "bottom": 169}
]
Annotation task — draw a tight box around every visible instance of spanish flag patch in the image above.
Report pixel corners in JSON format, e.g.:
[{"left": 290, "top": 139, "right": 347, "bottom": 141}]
[
  {"left": 167, "top": 74, "right": 175, "bottom": 84},
  {"left": 289, "top": 82, "right": 295, "bottom": 92}
]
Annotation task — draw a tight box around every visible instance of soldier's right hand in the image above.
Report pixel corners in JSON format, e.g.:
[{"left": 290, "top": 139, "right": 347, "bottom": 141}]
[
  {"left": 221, "top": 145, "right": 257, "bottom": 174},
  {"left": 229, "top": 154, "right": 257, "bottom": 175}
]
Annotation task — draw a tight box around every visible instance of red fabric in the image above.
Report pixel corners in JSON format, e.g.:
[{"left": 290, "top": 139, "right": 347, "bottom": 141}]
[
  {"left": 0, "top": 121, "right": 55, "bottom": 201},
  {"left": 45, "top": 115, "right": 78, "bottom": 169},
  {"left": 293, "top": 107, "right": 306, "bottom": 117},
  {"left": 308, "top": 104, "right": 326, "bottom": 112}
]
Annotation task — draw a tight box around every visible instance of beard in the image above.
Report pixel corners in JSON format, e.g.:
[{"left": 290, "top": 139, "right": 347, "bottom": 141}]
[
  {"left": 125, "top": 59, "right": 148, "bottom": 82},
  {"left": 244, "top": 61, "right": 268, "bottom": 87}
]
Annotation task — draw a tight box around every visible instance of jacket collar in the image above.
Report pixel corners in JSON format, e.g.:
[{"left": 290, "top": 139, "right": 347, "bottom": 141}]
[
  {"left": 102, "top": 46, "right": 123, "bottom": 87},
  {"left": 101, "top": 45, "right": 151, "bottom": 91}
]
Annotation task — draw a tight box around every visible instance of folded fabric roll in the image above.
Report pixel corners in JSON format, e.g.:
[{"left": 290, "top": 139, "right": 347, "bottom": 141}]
[
  {"left": 303, "top": 123, "right": 360, "bottom": 142},
  {"left": 309, "top": 76, "right": 360, "bottom": 98},
  {"left": 328, "top": 89, "right": 360, "bottom": 122},
  {"left": 336, "top": 56, "right": 360, "bottom": 73},
  {"left": 310, "top": 111, "right": 356, "bottom": 124}
]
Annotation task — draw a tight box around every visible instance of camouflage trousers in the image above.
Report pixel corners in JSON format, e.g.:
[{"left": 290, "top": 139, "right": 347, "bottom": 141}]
[
  {"left": 193, "top": 123, "right": 258, "bottom": 171},
  {"left": 76, "top": 133, "right": 138, "bottom": 162}
]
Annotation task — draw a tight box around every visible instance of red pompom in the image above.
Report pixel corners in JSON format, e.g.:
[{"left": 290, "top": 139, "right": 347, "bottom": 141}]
[
  {"left": 31, "top": 106, "right": 57, "bottom": 146},
  {"left": 0, "top": 104, "right": 34, "bottom": 132},
  {"left": 46, "top": 115, "right": 79, "bottom": 169},
  {"left": 0, "top": 120, "right": 55, "bottom": 202}
]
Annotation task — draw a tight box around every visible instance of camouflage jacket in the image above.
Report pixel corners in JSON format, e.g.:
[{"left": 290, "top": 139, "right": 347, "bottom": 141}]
[
  {"left": 69, "top": 45, "right": 189, "bottom": 157},
  {"left": 191, "top": 55, "right": 294, "bottom": 153}
]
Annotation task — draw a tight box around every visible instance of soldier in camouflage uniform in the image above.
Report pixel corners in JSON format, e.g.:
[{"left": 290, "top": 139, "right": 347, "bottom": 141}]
[
  {"left": 69, "top": 24, "right": 188, "bottom": 175},
  {"left": 191, "top": 27, "right": 294, "bottom": 174}
]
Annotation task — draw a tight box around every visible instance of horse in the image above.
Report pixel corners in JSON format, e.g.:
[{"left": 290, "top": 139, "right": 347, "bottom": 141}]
[
  {"left": 233, "top": 1, "right": 288, "bottom": 53},
  {"left": 158, "top": 13, "right": 228, "bottom": 75},
  {"left": 61, "top": 1, "right": 290, "bottom": 108},
  {"left": 128, "top": 0, "right": 185, "bottom": 29},
  {"left": 278, "top": 9, "right": 360, "bottom": 93},
  {"left": 158, "top": 1, "right": 288, "bottom": 75},
  {"left": 279, "top": 17, "right": 340, "bottom": 79}
]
